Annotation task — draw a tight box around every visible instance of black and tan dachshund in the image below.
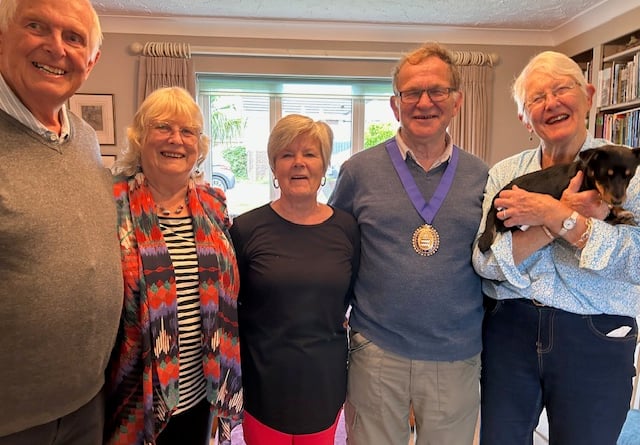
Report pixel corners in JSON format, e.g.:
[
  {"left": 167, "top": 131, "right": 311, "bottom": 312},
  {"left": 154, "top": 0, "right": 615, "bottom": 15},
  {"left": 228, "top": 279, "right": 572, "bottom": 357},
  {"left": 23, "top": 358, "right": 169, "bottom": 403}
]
[{"left": 477, "top": 144, "right": 640, "bottom": 253}]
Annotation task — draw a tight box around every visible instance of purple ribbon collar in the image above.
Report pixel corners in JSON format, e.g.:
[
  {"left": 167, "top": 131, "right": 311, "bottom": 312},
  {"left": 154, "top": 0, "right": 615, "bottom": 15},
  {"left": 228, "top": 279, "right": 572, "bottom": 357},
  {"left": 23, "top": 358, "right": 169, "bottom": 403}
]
[{"left": 385, "top": 138, "right": 459, "bottom": 225}]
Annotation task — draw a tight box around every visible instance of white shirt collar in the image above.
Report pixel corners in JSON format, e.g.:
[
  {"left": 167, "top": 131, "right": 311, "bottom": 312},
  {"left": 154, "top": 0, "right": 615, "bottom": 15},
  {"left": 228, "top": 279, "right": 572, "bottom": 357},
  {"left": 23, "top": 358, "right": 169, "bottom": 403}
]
[{"left": 394, "top": 130, "right": 453, "bottom": 171}]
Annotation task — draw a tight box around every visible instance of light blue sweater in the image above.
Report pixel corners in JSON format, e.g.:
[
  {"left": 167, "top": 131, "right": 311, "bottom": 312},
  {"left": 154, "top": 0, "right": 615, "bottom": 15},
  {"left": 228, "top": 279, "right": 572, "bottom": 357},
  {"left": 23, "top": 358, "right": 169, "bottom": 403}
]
[{"left": 330, "top": 137, "right": 488, "bottom": 361}]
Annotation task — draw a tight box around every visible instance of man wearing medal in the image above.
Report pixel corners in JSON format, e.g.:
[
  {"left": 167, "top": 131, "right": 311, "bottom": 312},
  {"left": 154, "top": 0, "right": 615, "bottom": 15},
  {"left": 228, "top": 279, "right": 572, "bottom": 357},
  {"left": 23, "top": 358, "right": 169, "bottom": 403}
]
[{"left": 329, "top": 42, "right": 488, "bottom": 445}]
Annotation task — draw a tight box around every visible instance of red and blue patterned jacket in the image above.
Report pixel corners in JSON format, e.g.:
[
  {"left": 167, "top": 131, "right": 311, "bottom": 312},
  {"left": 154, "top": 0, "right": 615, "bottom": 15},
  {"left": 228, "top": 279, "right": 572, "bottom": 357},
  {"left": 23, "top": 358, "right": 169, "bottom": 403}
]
[{"left": 105, "top": 173, "right": 242, "bottom": 445}]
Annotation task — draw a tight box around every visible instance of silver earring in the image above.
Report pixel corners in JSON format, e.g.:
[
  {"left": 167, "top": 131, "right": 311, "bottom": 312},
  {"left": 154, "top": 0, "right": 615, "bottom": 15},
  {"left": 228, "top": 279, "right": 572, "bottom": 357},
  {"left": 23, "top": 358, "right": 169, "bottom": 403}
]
[
  {"left": 272, "top": 178, "right": 279, "bottom": 189},
  {"left": 321, "top": 177, "right": 326, "bottom": 186},
  {"left": 529, "top": 131, "right": 534, "bottom": 141}
]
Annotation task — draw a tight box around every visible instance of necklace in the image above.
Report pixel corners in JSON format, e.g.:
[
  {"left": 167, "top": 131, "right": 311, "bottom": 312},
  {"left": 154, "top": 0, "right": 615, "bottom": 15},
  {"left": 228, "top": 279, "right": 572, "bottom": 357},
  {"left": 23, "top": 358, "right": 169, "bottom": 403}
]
[
  {"left": 155, "top": 199, "right": 187, "bottom": 216},
  {"left": 146, "top": 179, "right": 188, "bottom": 216}
]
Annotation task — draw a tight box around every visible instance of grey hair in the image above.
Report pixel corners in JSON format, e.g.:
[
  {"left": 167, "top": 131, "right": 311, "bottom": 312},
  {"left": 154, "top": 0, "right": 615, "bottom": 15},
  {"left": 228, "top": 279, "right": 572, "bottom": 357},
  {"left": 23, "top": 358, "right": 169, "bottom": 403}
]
[
  {"left": 0, "top": 0, "right": 103, "bottom": 59},
  {"left": 512, "top": 51, "right": 588, "bottom": 124}
]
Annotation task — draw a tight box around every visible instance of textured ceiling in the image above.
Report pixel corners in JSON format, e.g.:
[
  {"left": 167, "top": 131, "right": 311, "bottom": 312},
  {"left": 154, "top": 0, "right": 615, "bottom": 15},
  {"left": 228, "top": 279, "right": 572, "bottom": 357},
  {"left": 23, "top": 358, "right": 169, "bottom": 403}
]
[{"left": 93, "top": 0, "right": 608, "bottom": 31}]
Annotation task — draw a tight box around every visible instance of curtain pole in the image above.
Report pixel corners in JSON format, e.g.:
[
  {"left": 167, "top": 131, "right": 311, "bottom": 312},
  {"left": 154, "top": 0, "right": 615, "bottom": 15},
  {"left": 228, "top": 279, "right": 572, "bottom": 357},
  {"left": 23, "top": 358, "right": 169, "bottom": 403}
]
[{"left": 130, "top": 42, "right": 499, "bottom": 66}]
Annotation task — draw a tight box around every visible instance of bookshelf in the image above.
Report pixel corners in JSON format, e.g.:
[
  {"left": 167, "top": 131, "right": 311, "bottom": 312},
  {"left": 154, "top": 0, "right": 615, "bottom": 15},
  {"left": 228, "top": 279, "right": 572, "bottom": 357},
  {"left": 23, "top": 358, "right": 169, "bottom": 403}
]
[
  {"left": 594, "top": 32, "right": 640, "bottom": 147},
  {"left": 571, "top": 49, "right": 596, "bottom": 134},
  {"left": 572, "top": 49, "right": 594, "bottom": 84}
]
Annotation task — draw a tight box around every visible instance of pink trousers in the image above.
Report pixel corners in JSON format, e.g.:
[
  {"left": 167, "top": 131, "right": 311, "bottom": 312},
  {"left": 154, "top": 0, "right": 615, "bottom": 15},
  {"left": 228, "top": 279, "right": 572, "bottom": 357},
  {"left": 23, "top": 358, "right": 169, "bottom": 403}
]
[{"left": 242, "top": 410, "right": 341, "bottom": 445}]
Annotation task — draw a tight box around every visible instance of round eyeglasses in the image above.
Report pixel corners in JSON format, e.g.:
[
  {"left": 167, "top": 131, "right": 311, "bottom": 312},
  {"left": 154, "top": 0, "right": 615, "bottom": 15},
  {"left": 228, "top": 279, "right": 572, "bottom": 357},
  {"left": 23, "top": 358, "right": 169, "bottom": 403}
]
[
  {"left": 149, "top": 121, "right": 201, "bottom": 142},
  {"left": 525, "top": 82, "right": 579, "bottom": 109}
]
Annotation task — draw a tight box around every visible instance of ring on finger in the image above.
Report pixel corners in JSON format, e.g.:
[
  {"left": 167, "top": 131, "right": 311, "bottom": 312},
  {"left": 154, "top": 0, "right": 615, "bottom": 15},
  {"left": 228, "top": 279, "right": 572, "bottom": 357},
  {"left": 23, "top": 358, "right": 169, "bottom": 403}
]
[{"left": 502, "top": 209, "right": 508, "bottom": 219}]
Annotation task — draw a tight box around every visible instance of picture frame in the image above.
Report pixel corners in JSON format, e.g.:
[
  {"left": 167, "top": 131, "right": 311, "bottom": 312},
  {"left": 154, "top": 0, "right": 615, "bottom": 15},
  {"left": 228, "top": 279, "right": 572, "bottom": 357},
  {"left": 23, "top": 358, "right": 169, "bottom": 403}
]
[{"left": 68, "top": 94, "right": 115, "bottom": 145}]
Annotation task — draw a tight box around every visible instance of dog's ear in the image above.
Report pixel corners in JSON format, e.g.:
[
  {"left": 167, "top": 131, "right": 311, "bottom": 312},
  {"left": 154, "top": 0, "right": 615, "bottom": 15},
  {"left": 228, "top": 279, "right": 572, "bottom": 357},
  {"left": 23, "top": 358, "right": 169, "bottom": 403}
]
[
  {"left": 579, "top": 148, "right": 599, "bottom": 162},
  {"left": 578, "top": 148, "right": 601, "bottom": 171}
]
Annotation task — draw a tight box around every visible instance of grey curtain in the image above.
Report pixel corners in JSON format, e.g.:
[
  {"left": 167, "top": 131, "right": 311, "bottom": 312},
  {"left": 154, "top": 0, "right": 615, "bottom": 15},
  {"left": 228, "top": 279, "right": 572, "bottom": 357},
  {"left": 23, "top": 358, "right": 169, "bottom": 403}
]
[
  {"left": 449, "top": 64, "right": 493, "bottom": 162},
  {"left": 136, "top": 42, "right": 195, "bottom": 106}
]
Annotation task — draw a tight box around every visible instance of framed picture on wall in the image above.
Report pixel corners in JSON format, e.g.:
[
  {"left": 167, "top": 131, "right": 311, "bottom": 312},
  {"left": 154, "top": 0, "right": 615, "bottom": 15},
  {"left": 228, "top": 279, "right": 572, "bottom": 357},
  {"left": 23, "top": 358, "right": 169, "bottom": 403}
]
[{"left": 68, "top": 93, "right": 115, "bottom": 145}]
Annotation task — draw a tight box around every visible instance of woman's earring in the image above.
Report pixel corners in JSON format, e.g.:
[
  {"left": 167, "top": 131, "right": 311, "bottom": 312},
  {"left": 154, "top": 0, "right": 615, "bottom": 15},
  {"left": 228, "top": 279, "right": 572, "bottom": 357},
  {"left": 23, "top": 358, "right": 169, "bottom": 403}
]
[
  {"left": 321, "top": 177, "right": 326, "bottom": 186},
  {"left": 529, "top": 130, "right": 534, "bottom": 141},
  {"left": 272, "top": 178, "right": 279, "bottom": 189}
]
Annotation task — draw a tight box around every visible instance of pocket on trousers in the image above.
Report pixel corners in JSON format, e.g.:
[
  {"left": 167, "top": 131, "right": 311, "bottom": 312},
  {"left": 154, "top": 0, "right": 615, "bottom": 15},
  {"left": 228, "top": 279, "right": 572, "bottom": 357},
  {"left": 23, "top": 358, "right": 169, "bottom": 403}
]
[
  {"left": 483, "top": 294, "right": 501, "bottom": 315},
  {"left": 348, "top": 330, "right": 372, "bottom": 353},
  {"left": 586, "top": 314, "right": 638, "bottom": 341}
]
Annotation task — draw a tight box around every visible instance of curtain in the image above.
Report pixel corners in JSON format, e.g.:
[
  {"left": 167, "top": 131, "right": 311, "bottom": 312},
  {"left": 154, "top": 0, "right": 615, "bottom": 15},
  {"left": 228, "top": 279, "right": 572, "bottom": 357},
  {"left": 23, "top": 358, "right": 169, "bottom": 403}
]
[
  {"left": 449, "top": 64, "right": 493, "bottom": 162},
  {"left": 136, "top": 42, "right": 195, "bottom": 106}
]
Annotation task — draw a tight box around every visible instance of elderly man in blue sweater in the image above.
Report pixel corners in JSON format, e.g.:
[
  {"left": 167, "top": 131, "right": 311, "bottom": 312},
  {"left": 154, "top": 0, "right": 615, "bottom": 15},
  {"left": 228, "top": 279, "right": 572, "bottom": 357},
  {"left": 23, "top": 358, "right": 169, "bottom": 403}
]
[{"left": 330, "top": 42, "right": 488, "bottom": 445}]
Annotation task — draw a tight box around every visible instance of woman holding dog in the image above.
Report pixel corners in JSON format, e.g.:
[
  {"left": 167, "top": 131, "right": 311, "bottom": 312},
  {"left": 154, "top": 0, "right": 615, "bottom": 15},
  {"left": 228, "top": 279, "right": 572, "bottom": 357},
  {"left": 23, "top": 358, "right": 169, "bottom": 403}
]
[{"left": 473, "top": 51, "right": 640, "bottom": 445}]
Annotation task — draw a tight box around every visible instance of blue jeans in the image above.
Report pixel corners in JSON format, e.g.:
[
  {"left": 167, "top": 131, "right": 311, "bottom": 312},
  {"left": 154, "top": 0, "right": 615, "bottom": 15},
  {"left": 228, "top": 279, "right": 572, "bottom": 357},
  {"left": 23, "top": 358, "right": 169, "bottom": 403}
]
[{"left": 480, "top": 298, "right": 637, "bottom": 445}]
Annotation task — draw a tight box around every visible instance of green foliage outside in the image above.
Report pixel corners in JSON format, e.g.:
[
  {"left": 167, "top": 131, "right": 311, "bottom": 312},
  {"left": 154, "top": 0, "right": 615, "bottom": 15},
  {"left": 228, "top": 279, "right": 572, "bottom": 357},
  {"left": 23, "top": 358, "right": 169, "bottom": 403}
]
[
  {"left": 222, "top": 146, "right": 248, "bottom": 180},
  {"left": 210, "top": 97, "right": 245, "bottom": 143},
  {"left": 208, "top": 96, "right": 248, "bottom": 180},
  {"left": 364, "top": 122, "right": 396, "bottom": 149}
]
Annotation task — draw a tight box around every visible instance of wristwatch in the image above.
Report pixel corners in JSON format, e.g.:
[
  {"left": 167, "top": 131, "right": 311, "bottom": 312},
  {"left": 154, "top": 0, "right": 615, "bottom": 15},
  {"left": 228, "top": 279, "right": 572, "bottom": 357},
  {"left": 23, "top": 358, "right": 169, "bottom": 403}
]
[{"left": 558, "top": 211, "right": 579, "bottom": 236}]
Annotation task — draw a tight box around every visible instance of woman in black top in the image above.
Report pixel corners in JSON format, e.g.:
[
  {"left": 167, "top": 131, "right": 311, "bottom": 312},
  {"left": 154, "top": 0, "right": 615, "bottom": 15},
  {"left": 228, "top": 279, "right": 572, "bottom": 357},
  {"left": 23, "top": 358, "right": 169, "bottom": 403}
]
[{"left": 230, "top": 114, "right": 360, "bottom": 445}]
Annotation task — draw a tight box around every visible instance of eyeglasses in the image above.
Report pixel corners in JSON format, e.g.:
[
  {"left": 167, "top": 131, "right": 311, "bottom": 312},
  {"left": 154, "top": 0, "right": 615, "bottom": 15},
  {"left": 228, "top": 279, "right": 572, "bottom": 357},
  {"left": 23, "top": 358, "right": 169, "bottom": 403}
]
[
  {"left": 396, "top": 87, "right": 455, "bottom": 104},
  {"left": 149, "top": 121, "right": 201, "bottom": 142},
  {"left": 526, "top": 82, "right": 579, "bottom": 109}
]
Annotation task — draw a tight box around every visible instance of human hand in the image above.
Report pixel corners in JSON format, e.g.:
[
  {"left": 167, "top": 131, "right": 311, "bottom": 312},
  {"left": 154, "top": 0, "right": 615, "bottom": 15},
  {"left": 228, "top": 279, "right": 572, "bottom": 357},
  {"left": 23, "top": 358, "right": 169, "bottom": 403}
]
[
  {"left": 494, "top": 185, "right": 560, "bottom": 229},
  {"left": 560, "top": 171, "right": 610, "bottom": 220}
]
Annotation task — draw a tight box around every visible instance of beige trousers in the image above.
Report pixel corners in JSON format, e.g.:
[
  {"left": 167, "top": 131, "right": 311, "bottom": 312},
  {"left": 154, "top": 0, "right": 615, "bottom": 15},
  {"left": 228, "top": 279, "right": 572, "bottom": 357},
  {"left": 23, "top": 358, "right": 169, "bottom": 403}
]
[{"left": 345, "top": 332, "right": 480, "bottom": 445}]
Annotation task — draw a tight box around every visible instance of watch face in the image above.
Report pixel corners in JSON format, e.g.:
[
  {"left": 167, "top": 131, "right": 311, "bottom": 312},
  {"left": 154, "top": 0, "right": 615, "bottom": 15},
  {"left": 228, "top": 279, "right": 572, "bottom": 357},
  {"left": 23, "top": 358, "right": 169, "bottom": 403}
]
[{"left": 563, "top": 213, "right": 577, "bottom": 230}]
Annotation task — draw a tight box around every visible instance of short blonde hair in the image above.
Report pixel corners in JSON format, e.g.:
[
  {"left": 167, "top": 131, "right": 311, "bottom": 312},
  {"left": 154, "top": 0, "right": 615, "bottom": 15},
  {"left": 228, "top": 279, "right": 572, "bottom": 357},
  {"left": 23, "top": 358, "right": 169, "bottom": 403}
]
[
  {"left": 512, "top": 51, "right": 588, "bottom": 124},
  {"left": 112, "top": 87, "right": 210, "bottom": 178},
  {"left": 267, "top": 114, "right": 333, "bottom": 174},
  {"left": 392, "top": 42, "right": 461, "bottom": 93}
]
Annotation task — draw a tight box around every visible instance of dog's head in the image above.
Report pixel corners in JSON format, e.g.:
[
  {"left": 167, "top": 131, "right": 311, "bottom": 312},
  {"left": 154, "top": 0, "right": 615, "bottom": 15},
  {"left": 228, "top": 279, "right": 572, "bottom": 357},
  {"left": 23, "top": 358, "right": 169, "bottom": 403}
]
[{"left": 580, "top": 145, "right": 640, "bottom": 206}]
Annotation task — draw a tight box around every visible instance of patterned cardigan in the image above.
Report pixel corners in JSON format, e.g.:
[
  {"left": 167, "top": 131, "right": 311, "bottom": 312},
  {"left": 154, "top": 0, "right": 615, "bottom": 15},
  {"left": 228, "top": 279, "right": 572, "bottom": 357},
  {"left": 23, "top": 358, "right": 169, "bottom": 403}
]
[{"left": 105, "top": 173, "right": 242, "bottom": 445}]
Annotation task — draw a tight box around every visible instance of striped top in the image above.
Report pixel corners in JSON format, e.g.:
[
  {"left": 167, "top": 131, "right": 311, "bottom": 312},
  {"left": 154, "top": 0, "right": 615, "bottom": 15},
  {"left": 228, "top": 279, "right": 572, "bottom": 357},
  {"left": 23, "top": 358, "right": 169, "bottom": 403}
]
[{"left": 158, "top": 216, "right": 206, "bottom": 414}]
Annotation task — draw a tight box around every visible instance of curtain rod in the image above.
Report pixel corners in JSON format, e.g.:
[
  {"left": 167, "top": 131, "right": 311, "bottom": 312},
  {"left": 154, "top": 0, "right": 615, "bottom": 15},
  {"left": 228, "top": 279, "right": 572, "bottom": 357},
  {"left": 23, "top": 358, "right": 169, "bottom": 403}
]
[{"left": 129, "top": 42, "right": 499, "bottom": 66}]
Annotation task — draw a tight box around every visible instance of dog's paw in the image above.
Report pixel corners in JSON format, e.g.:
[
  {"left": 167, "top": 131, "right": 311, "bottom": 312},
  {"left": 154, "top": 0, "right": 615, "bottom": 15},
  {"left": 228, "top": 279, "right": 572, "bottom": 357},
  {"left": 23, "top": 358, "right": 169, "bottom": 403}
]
[{"left": 477, "top": 230, "right": 494, "bottom": 253}]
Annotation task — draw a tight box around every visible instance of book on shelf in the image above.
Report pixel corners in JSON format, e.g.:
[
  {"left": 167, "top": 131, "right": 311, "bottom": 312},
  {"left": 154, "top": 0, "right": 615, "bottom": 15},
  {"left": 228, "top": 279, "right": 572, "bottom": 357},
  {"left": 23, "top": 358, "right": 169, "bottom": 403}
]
[
  {"left": 583, "top": 61, "right": 592, "bottom": 83},
  {"left": 611, "top": 62, "right": 623, "bottom": 105},
  {"left": 598, "top": 66, "right": 611, "bottom": 107},
  {"left": 605, "top": 108, "right": 640, "bottom": 147},
  {"left": 612, "top": 113, "right": 626, "bottom": 145},
  {"left": 618, "top": 64, "right": 628, "bottom": 104}
]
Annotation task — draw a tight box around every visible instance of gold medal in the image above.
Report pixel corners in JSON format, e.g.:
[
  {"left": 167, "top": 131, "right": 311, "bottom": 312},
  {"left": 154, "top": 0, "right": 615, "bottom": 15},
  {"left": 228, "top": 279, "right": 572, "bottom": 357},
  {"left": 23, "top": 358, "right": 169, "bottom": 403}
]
[{"left": 412, "top": 224, "right": 439, "bottom": 256}]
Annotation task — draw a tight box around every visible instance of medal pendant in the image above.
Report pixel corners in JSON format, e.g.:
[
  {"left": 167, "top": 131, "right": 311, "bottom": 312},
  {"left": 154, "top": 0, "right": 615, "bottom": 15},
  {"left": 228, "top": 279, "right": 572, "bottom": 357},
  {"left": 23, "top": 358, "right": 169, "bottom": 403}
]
[{"left": 412, "top": 224, "right": 440, "bottom": 256}]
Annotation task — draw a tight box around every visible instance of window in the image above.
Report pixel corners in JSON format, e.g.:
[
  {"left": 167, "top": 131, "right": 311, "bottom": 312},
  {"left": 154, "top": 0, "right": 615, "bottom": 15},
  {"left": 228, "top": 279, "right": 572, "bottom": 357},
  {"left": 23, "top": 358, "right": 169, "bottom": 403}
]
[{"left": 198, "top": 75, "right": 396, "bottom": 216}]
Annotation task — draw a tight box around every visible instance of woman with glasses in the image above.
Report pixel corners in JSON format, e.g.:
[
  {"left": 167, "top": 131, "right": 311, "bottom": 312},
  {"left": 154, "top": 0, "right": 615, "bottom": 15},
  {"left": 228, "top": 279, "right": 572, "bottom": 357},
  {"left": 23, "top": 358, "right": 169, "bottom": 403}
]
[
  {"left": 230, "top": 114, "right": 360, "bottom": 445},
  {"left": 105, "top": 86, "right": 242, "bottom": 445},
  {"left": 473, "top": 51, "right": 640, "bottom": 444}
]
